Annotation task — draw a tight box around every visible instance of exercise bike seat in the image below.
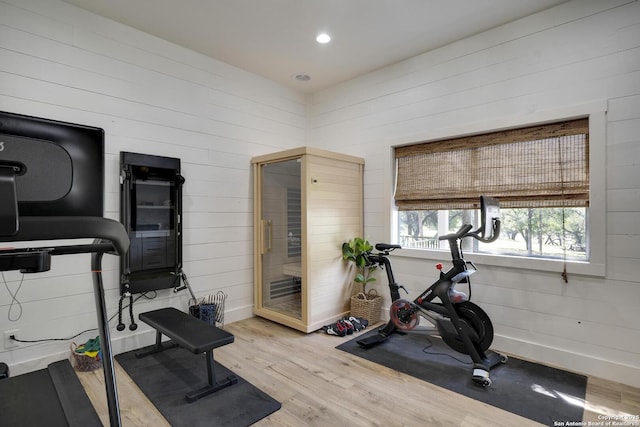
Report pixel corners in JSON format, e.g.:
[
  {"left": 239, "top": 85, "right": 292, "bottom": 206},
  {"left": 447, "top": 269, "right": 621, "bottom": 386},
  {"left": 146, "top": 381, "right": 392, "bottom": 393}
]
[{"left": 375, "top": 243, "right": 401, "bottom": 251}]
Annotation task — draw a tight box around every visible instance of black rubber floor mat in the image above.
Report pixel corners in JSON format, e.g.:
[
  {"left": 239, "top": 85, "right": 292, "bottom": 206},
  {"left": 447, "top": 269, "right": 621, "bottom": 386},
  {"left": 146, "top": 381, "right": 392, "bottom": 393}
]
[
  {"left": 116, "top": 343, "right": 281, "bottom": 426},
  {"left": 337, "top": 328, "right": 586, "bottom": 425}
]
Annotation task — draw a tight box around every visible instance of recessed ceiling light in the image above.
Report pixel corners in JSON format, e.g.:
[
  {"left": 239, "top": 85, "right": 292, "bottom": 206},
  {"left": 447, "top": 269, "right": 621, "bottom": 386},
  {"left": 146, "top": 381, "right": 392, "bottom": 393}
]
[{"left": 316, "top": 33, "right": 331, "bottom": 44}]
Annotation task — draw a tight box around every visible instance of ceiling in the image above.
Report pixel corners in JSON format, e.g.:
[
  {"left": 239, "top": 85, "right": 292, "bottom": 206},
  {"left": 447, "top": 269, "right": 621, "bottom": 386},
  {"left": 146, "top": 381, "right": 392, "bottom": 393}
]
[{"left": 62, "top": 0, "right": 569, "bottom": 94}]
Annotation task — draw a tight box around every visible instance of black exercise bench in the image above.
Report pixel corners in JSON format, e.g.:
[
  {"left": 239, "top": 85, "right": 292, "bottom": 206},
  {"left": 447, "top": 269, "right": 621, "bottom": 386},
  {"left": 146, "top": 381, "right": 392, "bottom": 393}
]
[{"left": 136, "top": 307, "right": 237, "bottom": 403}]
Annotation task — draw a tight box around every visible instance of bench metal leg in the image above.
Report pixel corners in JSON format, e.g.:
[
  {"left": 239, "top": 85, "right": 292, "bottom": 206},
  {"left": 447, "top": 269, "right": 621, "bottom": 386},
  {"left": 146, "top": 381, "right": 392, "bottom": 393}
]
[
  {"left": 135, "top": 331, "right": 179, "bottom": 359},
  {"left": 185, "top": 350, "right": 238, "bottom": 403}
]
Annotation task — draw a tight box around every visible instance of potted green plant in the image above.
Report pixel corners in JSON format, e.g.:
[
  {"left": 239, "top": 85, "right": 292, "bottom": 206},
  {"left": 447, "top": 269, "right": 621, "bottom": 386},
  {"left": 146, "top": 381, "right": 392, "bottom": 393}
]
[
  {"left": 342, "top": 237, "right": 382, "bottom": 324},
  {"left": 342, "top": 237, "right": 376, "bottom": 293}
]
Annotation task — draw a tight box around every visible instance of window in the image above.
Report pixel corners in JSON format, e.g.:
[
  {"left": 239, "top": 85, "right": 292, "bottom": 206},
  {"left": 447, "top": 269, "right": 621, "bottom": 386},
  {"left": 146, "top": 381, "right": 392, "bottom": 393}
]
[
  {"left": 398, "top": 207, "right": 587, "bottom": 260},
  {"left": 394, "top": 118, "right": 590, "bottom": 261}
]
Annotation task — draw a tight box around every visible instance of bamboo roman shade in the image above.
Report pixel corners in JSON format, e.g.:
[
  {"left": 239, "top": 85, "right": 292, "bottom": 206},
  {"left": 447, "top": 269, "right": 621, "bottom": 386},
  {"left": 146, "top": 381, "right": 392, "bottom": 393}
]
[{"left": 394, "top": 119, "right": 589, "bottom": 210}]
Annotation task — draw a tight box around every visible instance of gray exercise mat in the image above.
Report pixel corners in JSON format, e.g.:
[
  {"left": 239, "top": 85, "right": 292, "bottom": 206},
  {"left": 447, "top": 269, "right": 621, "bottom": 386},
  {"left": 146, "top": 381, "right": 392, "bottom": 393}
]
[
  {"left": 337, "top": 327, "right": 586, "bottom": 425},
  {"left": 116, "top": 343, "right": 281, "bottom": 426}
]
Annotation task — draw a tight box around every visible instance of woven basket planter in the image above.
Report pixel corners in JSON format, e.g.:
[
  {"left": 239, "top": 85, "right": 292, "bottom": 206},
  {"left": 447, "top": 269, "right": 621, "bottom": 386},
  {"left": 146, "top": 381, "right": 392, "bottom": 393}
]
[{"left": 350, "top": 289, "right": 382, "bottom": 325}]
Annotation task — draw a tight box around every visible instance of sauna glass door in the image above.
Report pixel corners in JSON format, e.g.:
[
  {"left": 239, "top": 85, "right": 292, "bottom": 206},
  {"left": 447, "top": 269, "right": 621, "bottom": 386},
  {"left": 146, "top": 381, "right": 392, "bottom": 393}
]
[{"left": 259, "top": 158, "right": 302, "bottom": 320}]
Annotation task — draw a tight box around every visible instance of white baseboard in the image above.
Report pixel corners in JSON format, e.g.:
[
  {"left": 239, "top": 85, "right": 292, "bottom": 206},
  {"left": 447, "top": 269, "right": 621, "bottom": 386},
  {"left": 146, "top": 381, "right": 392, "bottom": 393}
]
[
  {"left": 4, "top": 304, "right": 256, "bottom": 377},
  {"left": 5, "top": 350, "right": 70, "bottom": 377},
  {"left": 492, "top": 335, "right": 640, "bottom": 389}
]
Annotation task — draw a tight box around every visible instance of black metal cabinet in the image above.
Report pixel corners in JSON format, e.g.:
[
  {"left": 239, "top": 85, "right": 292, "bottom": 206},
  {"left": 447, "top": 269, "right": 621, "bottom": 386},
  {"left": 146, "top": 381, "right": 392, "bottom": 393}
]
[{"left": 120, "top": 152, "right": 183, "bottom": 294}]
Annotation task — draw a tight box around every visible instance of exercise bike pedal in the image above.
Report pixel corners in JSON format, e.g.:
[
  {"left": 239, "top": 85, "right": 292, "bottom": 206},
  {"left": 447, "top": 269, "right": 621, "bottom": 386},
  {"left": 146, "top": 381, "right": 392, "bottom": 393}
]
[
  {"left": 356, "top": 333, "right": 388, "bottom": 348},
  {"left": 356, "top": 322, "right": 398, "bottom": 348}
]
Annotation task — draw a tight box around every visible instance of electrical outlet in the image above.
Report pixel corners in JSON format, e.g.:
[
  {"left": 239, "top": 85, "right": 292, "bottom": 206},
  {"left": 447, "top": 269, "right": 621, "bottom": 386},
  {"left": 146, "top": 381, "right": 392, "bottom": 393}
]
[{"left": 3, "top": 330, "right": 19, "bottom": 350}]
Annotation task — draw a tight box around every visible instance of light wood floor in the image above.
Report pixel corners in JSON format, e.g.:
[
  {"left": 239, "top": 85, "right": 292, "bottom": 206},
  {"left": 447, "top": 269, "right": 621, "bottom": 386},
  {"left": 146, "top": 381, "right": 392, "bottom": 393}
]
[{"left": 77, "top": 316, "right": 640, "bottom": 426}]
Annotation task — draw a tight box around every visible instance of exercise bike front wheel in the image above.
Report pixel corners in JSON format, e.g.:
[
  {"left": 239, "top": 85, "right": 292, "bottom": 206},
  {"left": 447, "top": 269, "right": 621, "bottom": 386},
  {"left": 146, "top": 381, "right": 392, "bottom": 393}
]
[
  {"left": 389, "top": 299, "right": 420, "bottom": 330},
  {"left": 441, "top": 301, "right": 494, "bottom": 354}
]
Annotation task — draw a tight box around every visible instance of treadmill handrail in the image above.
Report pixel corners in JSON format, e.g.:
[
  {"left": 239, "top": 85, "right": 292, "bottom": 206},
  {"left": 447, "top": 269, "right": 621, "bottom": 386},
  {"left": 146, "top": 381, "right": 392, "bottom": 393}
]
[{"left": 0, "top": 216, "right": 129, "bottom": 255}]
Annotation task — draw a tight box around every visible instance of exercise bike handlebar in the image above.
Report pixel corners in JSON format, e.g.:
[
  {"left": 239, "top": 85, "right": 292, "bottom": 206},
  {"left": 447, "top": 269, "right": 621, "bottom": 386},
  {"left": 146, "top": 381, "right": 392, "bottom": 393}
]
[
  {"left": 371, "top": 218, "right": 500, "bottom": 260},
  {"left": 438, "top": 223, "right": 473, "bottom": 241},
  {"left": 474, "top": 218, "right": 501, "bottom": 243},
  {"left": 438, "top": 219, "right": 501, "bottom": 244}
]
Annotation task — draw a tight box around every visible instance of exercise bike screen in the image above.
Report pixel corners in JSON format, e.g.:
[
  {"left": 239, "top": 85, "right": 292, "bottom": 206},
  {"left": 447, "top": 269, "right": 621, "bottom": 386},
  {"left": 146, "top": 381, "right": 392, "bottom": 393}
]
[{"left": 481, "top": 196, "right": 500, "bottom": 240}]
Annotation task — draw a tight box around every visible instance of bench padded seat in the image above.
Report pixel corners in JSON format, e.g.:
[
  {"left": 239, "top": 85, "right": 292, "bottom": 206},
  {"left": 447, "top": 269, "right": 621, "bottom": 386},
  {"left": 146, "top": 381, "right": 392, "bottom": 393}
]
[{"left": 139, "top": 307, "right": 233, "bottom": 353}]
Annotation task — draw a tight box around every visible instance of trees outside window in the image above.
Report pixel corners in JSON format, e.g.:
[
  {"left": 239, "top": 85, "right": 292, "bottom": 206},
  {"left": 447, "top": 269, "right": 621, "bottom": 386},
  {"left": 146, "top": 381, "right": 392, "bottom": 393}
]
[{"left": 398, "top": 207, "right": 587, "bottom": 260}]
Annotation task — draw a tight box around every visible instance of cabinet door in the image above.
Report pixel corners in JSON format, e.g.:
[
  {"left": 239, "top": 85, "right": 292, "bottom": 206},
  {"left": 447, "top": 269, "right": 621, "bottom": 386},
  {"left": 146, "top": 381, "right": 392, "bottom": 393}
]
[
  {"left": 120, "top": 152, "right": 182, "bottom": 295},
  {"left": 258, "top": 158, "right": 302, "bottom": 320},
  {"left": 142, "top": 236, "right": 167, "bottom": 269},
  {"left": 129, "top": 178, "right": 176, "bottom": 272},
  {"left": 132, "top": 180, "right": 174, "bottom": 234}
]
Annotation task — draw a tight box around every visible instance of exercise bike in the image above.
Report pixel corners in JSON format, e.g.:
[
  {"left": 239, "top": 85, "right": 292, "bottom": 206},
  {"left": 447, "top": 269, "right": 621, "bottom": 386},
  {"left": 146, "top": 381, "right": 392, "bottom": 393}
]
[{"left": 357, "top": 196, "right": 507, "bottom": 387}]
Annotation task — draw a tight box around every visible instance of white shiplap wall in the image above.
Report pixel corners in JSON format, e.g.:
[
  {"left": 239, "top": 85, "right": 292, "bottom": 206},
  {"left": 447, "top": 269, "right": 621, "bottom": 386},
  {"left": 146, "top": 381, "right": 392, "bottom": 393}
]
[
  {"left": 308, "top": 0, "right": 640, "bottom": 387},
  {"left": 1, "top": 0, "right": 639, "bottom": 389},
  {"left": 0, "top": 0, "right": 305, "bottom": 374}
]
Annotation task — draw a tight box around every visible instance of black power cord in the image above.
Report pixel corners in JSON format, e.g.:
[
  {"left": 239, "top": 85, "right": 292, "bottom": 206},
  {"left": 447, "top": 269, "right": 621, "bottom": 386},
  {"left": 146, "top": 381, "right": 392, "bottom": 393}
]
[
  {"left": 9, "top": 291, "right": 157, "bottom": 345},
  {"left": 422, "top": 336, "right": 473, "bottom": 365},
  {"left": 10, "top": 328, "right": 97, "bottom": 344}
]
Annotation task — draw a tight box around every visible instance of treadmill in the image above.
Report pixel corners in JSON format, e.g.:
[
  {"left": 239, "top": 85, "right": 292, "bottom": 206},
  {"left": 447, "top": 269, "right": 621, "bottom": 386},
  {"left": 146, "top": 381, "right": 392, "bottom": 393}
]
[{"left": 0, "top": 111, "right": 128, "bottom": 427}]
